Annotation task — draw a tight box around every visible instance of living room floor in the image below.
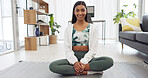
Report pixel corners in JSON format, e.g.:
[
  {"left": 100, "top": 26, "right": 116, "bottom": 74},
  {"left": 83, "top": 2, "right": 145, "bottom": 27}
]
[{"left": 0, "top": 40, "right": 148, "bottom": 71}]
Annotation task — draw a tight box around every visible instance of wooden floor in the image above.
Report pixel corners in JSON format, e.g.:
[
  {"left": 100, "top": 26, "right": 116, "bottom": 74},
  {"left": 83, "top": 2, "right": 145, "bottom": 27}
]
[{"left": 0, "top": 40, "right": 148, "bottom": 73}]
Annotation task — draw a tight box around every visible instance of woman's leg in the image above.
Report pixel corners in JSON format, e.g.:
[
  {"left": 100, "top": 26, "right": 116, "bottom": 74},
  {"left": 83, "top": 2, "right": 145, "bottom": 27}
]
[
  {"left": 49, "top": 59, "right": 75, "bottom": 75},
  {"left": 85, "top": 57, "right": 113, "bottom": 71}
]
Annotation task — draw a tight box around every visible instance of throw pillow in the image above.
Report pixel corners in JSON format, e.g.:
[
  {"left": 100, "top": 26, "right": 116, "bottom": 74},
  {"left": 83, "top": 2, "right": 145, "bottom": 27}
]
[{"left": 120, "top": 18, "right": 142, "bottom": 31}]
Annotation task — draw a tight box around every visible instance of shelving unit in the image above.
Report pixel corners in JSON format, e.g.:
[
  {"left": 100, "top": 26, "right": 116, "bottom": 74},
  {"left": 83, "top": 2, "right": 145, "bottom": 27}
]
[
  {"left": 25, "top": 37, "right": 37, "bottom": 51},
  {"left": 24, "top": 10, "right": 48, "bottom": 24},
  {"left": 24, "top": 0, "right": 49, "bottom": 51},
  {"left": 40, "top": 25, "right": 49, "bottom": 35},
  {"left": 32, "top": 0, "right": 49, "bottom": 14},
  {"left": 24, "top": 10, "right": 36, "bottom": 24}
]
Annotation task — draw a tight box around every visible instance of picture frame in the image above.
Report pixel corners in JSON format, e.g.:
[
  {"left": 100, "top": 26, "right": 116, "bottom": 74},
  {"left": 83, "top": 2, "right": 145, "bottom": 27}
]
[{"left": 87, "top": 6, "right": 95, "bottom": 17}]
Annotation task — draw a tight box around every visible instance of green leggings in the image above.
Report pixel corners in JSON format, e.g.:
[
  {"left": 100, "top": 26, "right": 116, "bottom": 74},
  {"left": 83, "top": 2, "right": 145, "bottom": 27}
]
[{"left": 49, "top": 51, "right": 113, "bottom": 75}]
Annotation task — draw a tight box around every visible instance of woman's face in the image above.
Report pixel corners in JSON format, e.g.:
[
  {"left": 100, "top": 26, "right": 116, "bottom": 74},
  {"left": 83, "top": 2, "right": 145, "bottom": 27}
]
[{"left": 74, "top": 5, "right": 87, "bottom": 21}]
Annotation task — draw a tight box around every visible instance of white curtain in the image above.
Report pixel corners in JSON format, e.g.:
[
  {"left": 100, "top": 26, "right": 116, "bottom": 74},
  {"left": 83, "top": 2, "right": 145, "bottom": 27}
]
[
  {"left": 48, "top": 0, "right": 118, "bottom": 40},
  {"left": 145, "top": 0, "right": 148, "bottom": 14},
  {"left": 0, "top": 0, "right": 2, "bottom": 40},
  {"left": 90, "top": 0, "right": 118, "bottom": 39}
]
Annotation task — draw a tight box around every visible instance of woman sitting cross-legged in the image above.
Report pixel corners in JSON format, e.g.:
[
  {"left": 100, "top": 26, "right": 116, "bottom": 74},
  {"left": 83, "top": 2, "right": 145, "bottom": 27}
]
[{"left": 49, "top": 1, "right": 114, "bottom": 75}]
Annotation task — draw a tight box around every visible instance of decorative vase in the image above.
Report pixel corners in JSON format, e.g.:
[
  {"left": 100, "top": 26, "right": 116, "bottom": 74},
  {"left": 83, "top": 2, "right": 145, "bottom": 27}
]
[
  {"left": 49, "top": 35, "right": 57, "bottom": 44},
  {"left": 35, "top": 28, "right": 40, "bottom": 36},
  {"left": 29, "top": 7, "right": 33, "bottom": 10}
]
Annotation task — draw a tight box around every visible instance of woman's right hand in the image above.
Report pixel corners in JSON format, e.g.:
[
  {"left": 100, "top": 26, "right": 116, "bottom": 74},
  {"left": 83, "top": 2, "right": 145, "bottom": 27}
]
[{"left": 74, "top": 62, "right": 85, "bottom": 74}]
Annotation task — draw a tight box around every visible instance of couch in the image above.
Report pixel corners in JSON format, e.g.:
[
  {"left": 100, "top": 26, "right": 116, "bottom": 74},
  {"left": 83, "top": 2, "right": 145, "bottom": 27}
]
[{"left": 119, "top": 15, "right": 148, "bottom": 55}]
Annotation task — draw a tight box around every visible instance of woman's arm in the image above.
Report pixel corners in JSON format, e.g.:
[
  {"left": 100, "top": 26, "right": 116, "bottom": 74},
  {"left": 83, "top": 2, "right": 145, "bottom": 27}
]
[
  {"left": 64, "top": 26, "right": 78, "bottom": 65},
  {"left": 80, "top": 25, "right": 98, "bottom": 64}
]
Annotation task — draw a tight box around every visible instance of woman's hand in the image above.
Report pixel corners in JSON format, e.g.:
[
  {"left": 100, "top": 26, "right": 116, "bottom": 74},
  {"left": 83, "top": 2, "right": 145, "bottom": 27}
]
[{"left": 74, "top": 62, "right": 85, "bottom": 74}]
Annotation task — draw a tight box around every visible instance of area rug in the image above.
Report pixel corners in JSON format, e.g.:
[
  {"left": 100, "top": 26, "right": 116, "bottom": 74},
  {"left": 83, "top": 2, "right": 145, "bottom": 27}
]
[{"left": 0, "top": 61, "right": 148, "bottom": 78}]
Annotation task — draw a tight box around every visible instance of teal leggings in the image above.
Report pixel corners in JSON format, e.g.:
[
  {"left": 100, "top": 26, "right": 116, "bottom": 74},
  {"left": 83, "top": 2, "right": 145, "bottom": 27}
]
[{"left": 49, "top": 51, "right": 113, "bottom": 75}]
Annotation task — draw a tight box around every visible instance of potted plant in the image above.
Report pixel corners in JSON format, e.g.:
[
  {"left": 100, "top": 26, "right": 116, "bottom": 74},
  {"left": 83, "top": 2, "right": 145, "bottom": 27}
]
[
  {"left": 113, "top": 4, "right": 137, "bottom": 24},
  {"left": 48, "top": 14, "right": 61, "bottom": 44}
]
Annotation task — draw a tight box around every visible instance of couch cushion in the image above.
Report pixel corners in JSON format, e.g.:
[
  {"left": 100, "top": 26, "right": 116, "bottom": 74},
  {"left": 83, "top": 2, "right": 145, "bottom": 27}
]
[
  {"left": 142, "top": 15, "right": 148, "bottom": 32},
  {"left": 120, "top": 18, "right": 142, "bottom": 31},
  {"left": 136, "top": 32, "right": 148, "bottom": 44},
  {"left": 119, "top": 31, "right": 139, "bottom": 41}
]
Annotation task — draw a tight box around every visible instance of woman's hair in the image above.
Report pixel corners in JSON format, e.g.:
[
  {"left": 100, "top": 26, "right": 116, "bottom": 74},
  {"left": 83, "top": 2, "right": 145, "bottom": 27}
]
[{"left": 72, "top": 1, "right": 88, "bottom": 24}]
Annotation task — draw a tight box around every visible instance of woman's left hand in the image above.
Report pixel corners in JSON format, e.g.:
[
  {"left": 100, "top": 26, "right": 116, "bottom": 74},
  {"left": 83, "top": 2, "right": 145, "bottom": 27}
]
[
  {"left": 74, "top": 62, "right": 85, "bottom": 73},
  {"left": 79, "top": 62, "right": 85, "bottom": 72}
]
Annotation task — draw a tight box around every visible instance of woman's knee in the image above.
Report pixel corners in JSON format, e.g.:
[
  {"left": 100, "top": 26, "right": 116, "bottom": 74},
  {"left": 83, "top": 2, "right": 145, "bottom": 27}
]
[
  {"left": 49, "top": 61, "right": 58, "bottom": 73},
  {"left": 106, "top": 57, "right": 114, "bottom": 68},
  {"left": 49, "top": 59, "right": 69, "bottom": 73}
]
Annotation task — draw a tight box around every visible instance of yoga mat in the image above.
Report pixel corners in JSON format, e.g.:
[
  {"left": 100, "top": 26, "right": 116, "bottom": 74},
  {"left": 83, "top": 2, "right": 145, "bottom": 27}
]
[{"left": 0, "top": 61, "right": 148, "bottom": 78}]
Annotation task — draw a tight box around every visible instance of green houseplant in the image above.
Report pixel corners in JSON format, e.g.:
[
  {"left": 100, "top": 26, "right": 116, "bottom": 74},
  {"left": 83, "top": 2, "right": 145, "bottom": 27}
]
[
  {"left": 48, "top": 14, "right": 61, "bottom": 35},
  {"left": 113, "top": 4, "right": 137, "bottom": 24},
  {"left": 48, "top": 14, "right": 61, "bottom": 44}
]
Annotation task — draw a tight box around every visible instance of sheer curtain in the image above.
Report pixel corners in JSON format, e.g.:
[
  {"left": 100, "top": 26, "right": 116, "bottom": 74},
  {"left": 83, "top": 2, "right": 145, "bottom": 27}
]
[
  {"left": 90, "top": 0, "right": 118, "bottom": 39},
  {"left": 120, "top": 0, "right": 138, "bottom": 18},
  {"left": 145, "top": 0, "right": 148, "bottom": 15},
  {"left": 0, "top": 0, "right": 2, "bottom": 41},
  {"left": 47, "top": 0, "right": 72, "bottom": 40},
  {"left": 48, "top": 0, "right": 118, "bottom": 40}
]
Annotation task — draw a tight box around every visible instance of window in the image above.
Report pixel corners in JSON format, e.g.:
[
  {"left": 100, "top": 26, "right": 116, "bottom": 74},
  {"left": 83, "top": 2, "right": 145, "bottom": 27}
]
[
  {"left": 0, "top": 0, "right": 14, "bottom": 53},
  {"left": 120, "top": 0, "right": 138, "bottom": 18}
]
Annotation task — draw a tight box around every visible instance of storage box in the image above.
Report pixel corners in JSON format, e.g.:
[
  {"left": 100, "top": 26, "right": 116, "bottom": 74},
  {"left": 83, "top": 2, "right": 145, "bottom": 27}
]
[
  {"left": 39, "top": 36, "right": 49, "bottom": 46},
  {"left": 25, "top": 37, "right": 37, "bottom": 51}
]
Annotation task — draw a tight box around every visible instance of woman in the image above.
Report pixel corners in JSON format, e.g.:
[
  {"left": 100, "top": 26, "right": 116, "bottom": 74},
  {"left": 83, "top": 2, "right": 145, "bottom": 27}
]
[{"left": 49, "top": 1, "right": 113, "bottom": 75}]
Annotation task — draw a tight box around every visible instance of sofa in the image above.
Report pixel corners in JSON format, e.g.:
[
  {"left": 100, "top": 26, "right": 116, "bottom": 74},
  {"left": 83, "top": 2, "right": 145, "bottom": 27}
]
[{"left": 119, "top": 15, "right": 148, "bottom": 55}]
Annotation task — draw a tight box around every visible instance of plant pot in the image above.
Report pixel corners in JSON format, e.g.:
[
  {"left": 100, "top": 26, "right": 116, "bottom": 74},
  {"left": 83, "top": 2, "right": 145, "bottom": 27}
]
[{"left": 49, "top": 35, "right": 57, "bottom": 44}]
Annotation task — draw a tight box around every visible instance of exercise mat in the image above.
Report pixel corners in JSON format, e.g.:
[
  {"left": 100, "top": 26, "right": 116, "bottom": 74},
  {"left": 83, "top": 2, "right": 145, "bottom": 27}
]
[{"left": 0, "top": 61, "right": 148, "bottom": 78}]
